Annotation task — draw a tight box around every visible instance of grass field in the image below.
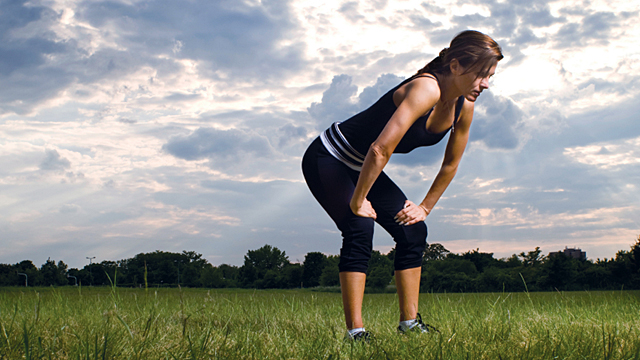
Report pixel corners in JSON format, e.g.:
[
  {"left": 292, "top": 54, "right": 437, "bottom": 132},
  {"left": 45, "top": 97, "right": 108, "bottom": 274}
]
[{"left": 0, "top": 286, "right": 639, "bottom": 359}]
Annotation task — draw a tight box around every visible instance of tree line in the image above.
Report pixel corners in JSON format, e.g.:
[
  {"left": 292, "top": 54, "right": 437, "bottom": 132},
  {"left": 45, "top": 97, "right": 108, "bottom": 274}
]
[{"left": 1, "top": 236, "right": 639, "bottom": 292}]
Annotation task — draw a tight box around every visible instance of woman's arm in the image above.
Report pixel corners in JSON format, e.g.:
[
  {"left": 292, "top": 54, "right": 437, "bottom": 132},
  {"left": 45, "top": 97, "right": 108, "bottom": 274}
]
[
  {"left": 395, "top": 99, "right": 475, "bottom": 225},
  {"left": 350, "top": 78, "right": 440, "bottom": 219}
]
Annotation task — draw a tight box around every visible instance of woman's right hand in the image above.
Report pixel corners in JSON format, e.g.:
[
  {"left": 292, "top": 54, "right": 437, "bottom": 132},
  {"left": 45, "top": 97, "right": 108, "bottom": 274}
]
[{"left": 350, "top": 198, "right": 377, "bottom": 219}]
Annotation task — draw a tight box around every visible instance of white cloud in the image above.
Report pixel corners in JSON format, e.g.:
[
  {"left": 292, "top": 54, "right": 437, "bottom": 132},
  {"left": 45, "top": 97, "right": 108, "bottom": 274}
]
[
  {"left": 493, "top": 55, "right": 564, "bottom": 98},
  {"left": 39, "top": 149, "right": 71, "bottom": 172},
  {"left": 445, "top": 205, "right": 636, "bottom": 229},
  {"left": 59, "top": 204, "right": 81, "bottom": 214},
  {"left": 564, "top": 137, "right": 640, "bottom": 169}
]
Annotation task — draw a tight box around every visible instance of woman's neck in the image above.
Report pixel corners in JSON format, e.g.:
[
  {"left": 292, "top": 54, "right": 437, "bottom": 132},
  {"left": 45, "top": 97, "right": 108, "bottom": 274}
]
[{"left": 434, "top": 73, "right": 462, "bottom": 103}]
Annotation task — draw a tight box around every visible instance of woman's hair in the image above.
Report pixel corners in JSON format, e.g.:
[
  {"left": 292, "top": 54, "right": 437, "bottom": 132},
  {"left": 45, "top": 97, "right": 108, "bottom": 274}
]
[{"left": 417, "top": 30, "right": 503, "bottom": 78}]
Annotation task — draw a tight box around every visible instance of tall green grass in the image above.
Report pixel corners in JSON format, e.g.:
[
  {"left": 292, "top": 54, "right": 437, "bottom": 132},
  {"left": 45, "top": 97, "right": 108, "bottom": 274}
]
[{"left": 0, "top": 287, "right": 639, "bottom": 359}]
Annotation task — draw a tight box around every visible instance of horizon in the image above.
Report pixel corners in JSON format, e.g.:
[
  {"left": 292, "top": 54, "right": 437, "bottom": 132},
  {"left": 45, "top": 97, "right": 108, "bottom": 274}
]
[{"left": 4, "top": 241, "right": 631, "bottom": 270}]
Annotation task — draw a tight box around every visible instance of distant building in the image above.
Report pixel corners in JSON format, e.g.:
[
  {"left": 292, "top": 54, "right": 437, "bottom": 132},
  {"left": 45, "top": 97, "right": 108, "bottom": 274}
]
[{"left": 548, "top": 246, "right": 586, "bottom": 260}]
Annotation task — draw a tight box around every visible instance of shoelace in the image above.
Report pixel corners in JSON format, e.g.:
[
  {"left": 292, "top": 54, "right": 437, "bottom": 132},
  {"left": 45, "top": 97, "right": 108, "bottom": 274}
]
[
  {"left": 345, "top": 330, "right": 372, "bottom": 343},
  {"left": 415, "top": 313, "right": 440, "bottom": 333}
]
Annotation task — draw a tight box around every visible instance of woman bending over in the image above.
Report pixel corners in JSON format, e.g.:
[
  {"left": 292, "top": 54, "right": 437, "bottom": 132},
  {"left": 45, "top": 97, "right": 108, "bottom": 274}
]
[{"left": 302, "top": 30, "right": 503, "bottom": 340}]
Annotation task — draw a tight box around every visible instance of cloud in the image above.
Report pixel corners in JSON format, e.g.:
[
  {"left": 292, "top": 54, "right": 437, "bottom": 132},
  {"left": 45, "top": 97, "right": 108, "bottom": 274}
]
[
  {"left": 469, "top": 91, "right": 522, "bottom": 149},
  {"left": 561, "top": 94, "right": 640, "bottom": 147},
  {"left": 419, "top": 2, "right": 446, "bottom": 16},
  {"left": 278, "top": 123, "right": 308, "bottom": 147},
  {"left": 339, "top": 2, "right": 365, "bottom": 23},
  {"left": 357, "top": 73, "right": 404, "bottom": 108},
  {"left": 443, "top": 205, "right": 636, "bottom": 230},
  {"left": 388, "top": 141, "right": 447, "bottom": 167},
  {"left": 308, "top": 74, "right": 359, "bottom": 131},
  {"left": 553, "top": 8, "right": 638, "bottom": 47},
  {"left": 0, "top": 0, "right": 65, "bottom": 76},
  {"left": 187, "top": 108, "right": 312, "bottom": 158},
  {"left": 162, "top": 127, "right": 275, "bottom": 165},
  {"left": 76, "top": 0, "right": 306, "bottom": 82},
  {"left": 0, "top": 0, "right": 306, "bottom": 114},
  {"left": 39, "top": 149, "right": 71, "bottom": 172},
  {"left": 423, "top": 1, "right": 635, "bottom": 71},
  {"left": 163, "top": 93, "right": 202, "bottom": 102},
  {"left": 521, "top": 4, "right": 564, "bottom": 27},
  {"left": 0, "top": 0, "right": 75, "bottom": 114},
  {"left": 59, "top": 204, "right": 81, "bottom": 214},
  {"left": 564, "top": 137, "right": 640, "bottom": 169}
]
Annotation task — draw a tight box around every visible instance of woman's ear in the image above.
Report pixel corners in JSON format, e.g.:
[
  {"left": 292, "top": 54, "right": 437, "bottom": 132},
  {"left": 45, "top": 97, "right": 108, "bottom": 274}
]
[{"left": 449, "top": 59, "right": 462, "bottom": 76}]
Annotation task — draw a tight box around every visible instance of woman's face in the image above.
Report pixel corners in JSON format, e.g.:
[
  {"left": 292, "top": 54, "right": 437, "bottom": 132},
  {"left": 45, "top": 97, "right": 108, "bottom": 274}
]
[{"left": 456, "top": 63, "right": 497, "bottom": 102}]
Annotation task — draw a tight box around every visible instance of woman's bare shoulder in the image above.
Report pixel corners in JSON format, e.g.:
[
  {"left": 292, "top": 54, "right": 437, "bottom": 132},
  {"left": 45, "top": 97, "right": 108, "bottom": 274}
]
[
  {"left": 405, "top": 74, "right": 439, "bottom": 90},
  {"left": 394, "top": 75, "right": 440, "bottom": 107}
]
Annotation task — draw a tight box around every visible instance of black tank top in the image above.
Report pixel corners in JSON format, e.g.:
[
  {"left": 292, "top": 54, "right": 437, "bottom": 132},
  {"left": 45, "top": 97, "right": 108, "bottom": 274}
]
[{"left": 337, "top": 74, "right": 465, "bottom": 155}]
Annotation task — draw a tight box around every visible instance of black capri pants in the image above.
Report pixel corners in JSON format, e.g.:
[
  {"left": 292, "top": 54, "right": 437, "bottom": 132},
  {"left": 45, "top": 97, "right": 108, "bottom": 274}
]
[{"left": 302, "top": 137, "right": 427, "bottom": 273}]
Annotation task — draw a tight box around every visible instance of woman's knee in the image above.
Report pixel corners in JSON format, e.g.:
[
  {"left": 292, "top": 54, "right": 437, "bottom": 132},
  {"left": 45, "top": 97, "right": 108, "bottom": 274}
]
[
  {"left": 338, "top": 216, "right": 375, "bottom": 273},
  {"left": 394, "top": 221, "right": 427, "bottom": 270}
]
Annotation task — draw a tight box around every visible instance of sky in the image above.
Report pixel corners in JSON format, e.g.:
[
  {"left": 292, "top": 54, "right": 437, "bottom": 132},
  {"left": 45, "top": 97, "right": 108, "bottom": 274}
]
[{"left": 1, "top": 0, "right": 639, "bottom": 269}]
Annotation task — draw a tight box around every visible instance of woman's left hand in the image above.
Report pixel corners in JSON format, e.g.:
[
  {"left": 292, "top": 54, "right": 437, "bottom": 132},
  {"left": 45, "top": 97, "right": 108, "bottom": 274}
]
[{"left": 394, "top": 200, "right": 429, "bottom": 226}]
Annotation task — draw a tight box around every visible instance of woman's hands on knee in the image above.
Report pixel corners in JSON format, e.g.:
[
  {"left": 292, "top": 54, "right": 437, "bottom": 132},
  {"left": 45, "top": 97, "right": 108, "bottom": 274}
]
[
  {"left": 394, "top": 200, "right": 429, "bottom": 226},
  {"left": 350, "top": 198, "right": 377, "bottom": 219}
]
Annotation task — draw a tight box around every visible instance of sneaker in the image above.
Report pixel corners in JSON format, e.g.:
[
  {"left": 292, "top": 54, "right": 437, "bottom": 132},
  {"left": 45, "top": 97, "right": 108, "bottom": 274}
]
[
  {"left": 344, "top": 330, "right": 372, "bottom": 343},
  {"left": 397, "top": 313, "right": 439, "bottom": 334}
]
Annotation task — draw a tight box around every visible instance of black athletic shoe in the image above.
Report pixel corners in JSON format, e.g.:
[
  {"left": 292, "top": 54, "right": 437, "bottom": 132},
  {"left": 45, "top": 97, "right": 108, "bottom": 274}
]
[
  {"left": 397, "top": 313, "right": 439, "bottom": 334},
  {"left": 344, "top": 330, "right": 372, "bottom": 343}
]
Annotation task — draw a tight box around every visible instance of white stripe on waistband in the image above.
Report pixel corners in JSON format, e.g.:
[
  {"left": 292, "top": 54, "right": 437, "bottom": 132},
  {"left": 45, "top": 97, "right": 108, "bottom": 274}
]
[{"left": 320, "top": 122, "right": 364, "bottom": 171}]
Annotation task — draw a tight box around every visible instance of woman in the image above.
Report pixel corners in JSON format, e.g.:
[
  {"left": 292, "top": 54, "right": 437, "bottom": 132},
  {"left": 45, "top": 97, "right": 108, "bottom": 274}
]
[{"left": 302, "top": 30, "right": 503, "bottom": 340}]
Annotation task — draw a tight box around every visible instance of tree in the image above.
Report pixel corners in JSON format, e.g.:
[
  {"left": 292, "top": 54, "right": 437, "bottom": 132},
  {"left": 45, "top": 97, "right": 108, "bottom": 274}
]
[
  {"left": 67, "top": 268, "right": 84, "bottom": 286},
  {"left": 577, "top": 264, "right": 611, "bottom": 290},
  {"left": 282, "top": 263, "right": 304, "bottom": 288},
  {"left": 200, "top": 264, "right": 225, "bottom": 288},
  {"left": 608, "top": 247, "right": 637, "bottom": 289},
  {"left": 630, "top": 235, "right": 640, "bottom": 274},
  {"left": 367, "top": 266, "right": 392, "bottom": 290},
  {"left": 218, "top": 264, "right": 239, "bottom": 287},
  {"left": 40, "top": 258, "right": 68, "bottom": 286},
  {"left": 239, "top": 244, "right": 289, "bottom": 288},
  {"left": 16, "top": 260, "right": 41, "bottom": 286},
  {"left": 180, "top": 250, "right": 208, "bottom": 287},
  {"left": 246, "top": 245, "right": 288, "bottom": 271},
  {"left": 101, "top": 261, "right": 119, "bottom": 285},
  {"left": 123, "top": 250, "right": 209, "bottom": 287},
  {"left": 476, "top": 266, "right": 522, "bottom": 292},
  {"left": 302, "top": 252, "right": 326, "bottom": 288},
  {"left": 519, "top": 247, "right": 544, "bottom": 267},
  {"left": 423, "top": 243, "right": 450, "bottom": 263},
  {"left": 504, "top": 254, "right": 522, "bottom": 268},
  {"left": 461, "top": 249, "right": 497, "bottom": 273},
  {"left": 320, "top": 255, "right": 340, "bottom": 287},
  {"left": 0, "top": 263, "right": 17, "bottom": 286},
  {"left": 540, "top": 253, "right": 578, "bottom": 290},
  {"left": 386, "top": 247, "right": 396, "bottom": 263},
  {"left": 630, "top": 235, "right": 640, "bottom": 289},
  {"left": 366, "top": 251, "right": 393, "bottom": 290},
  {"left": 421, "top": 256, "right": 478, "bottom": 292}
]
